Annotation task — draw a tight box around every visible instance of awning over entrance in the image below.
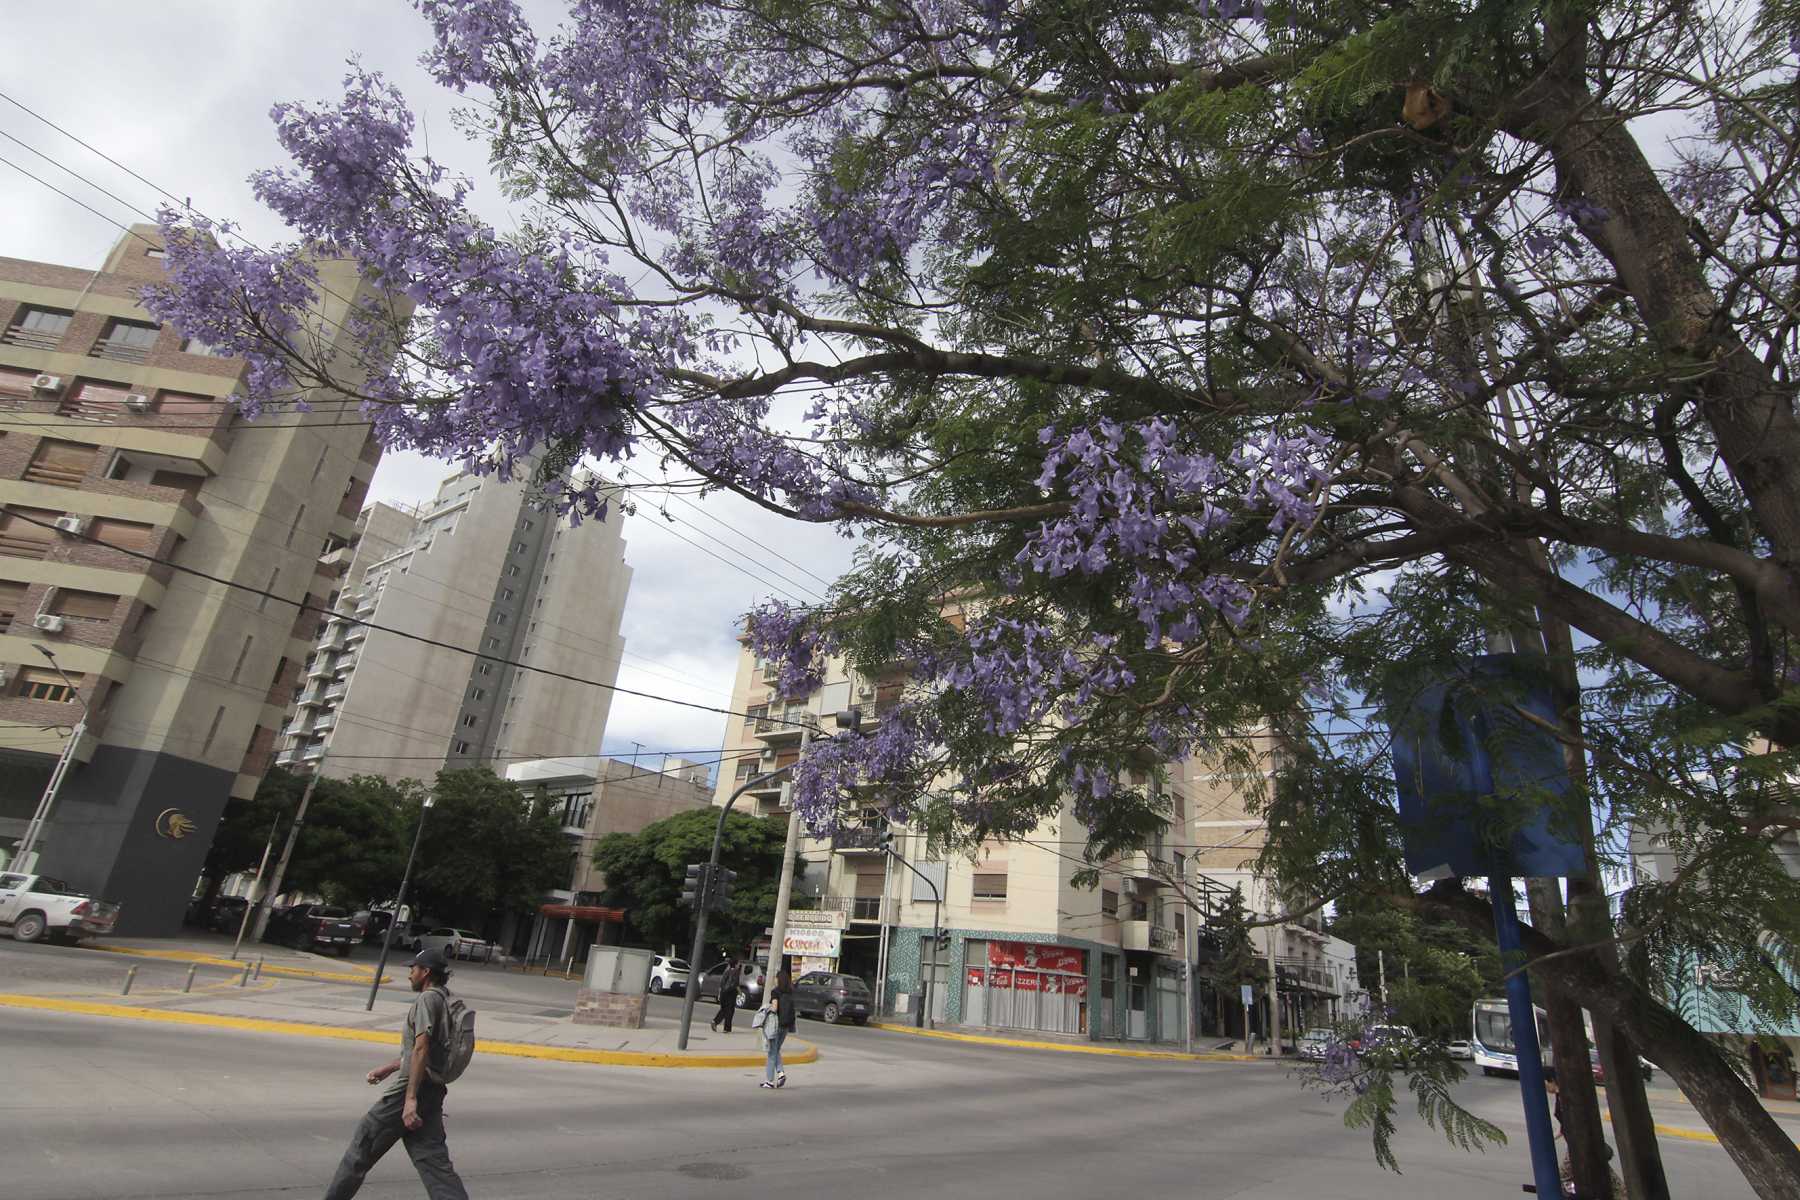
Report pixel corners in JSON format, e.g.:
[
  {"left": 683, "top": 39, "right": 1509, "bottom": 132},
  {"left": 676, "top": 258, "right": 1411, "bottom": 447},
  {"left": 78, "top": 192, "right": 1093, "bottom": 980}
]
[{"left": 539, "top": 903, "right": 625, "bottom": 922}]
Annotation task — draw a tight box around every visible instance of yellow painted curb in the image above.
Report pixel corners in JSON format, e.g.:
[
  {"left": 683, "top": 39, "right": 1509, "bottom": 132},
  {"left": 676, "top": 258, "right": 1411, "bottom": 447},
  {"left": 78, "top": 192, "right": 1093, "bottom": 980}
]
[
  {"left": 85, "top": 943, "right": 388, "bottom": 985},
  {"left": 869, "top": 1021, "right": 1262, "bottom": 1062},
  {"left": 1603, "top": 1110, "right": 1800, "bottom": 1150},
  {"left": 0, "top": 994, "right": 817, "bottom": 1069}
]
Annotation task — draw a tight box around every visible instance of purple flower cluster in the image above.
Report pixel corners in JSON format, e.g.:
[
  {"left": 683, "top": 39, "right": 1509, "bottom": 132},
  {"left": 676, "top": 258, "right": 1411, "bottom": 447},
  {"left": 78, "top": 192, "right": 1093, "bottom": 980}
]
[
  {"left": 1022, "top": 417, "right": 1334, "bottom": 645},
  {"left": 744, "top": 600, "right": 836, "bottom": 699},
  {"left": 788, "top": 703, "right": 939, "bottom": 833}
]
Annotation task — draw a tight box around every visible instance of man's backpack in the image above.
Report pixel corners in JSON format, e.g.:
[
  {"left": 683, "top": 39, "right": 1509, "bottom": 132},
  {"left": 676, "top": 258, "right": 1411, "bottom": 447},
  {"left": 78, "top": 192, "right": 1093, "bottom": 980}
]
[{"left": 424, "top": 990, "right": 477, "bottom": 1085}]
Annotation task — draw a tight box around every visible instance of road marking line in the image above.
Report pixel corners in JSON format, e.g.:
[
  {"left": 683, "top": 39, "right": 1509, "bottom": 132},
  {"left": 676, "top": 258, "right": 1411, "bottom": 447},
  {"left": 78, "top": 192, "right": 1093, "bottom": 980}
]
[
  {"left": 1603, "top": 1110, "right": 1800, "bottom": 1149},
  {"left": 868, "top": 1022, "right": 1262, "bottom": 1061},
  {"left": 0, "top": 994, "right": 817, "bottom": 1069}
]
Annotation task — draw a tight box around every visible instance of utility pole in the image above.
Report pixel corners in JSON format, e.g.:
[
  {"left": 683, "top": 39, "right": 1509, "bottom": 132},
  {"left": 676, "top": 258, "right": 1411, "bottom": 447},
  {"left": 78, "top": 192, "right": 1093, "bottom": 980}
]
[
  {"left": 12, "top": 646, "right": 90, "bottom": 872},
  {"left": 766, "top": 724, "right": 814, "bottom": 983},
  {"left": 230, "top": 813, "right": 284, "bottom": 959},
  {"left": 873, "top": 828, "right": 897, "bottom": 1016},
  {"left": 1377, "top": 948, "right": 1387, "bottom": 1007},
  {"left": 1266, "top": 921, "right": 1282, "bottom": 1056},
  {"left": 252, "top": 766, "right": 322, "bottom": 942}
]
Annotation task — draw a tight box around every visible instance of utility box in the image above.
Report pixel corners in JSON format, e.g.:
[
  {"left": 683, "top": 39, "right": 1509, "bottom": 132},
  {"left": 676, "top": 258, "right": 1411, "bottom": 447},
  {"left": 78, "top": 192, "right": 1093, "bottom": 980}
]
[{"left": 573, "top": 946, "right": 653, "bottom": 1027}]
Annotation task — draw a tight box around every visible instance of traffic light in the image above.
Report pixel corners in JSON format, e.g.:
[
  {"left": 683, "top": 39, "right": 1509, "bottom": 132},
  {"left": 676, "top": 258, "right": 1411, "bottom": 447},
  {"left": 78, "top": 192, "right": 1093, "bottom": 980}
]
[
  {"left": 935, "top": 931, "right": 952, "bottom": 951},
  {"left": 709, "top": 866, "right": 738, "bottom": 912},
  {"left": 680, "top": 862, "right": 708, "bottom": 907},
  {"left": 878, "top": 828, "right": 894, "bottom": 853}
]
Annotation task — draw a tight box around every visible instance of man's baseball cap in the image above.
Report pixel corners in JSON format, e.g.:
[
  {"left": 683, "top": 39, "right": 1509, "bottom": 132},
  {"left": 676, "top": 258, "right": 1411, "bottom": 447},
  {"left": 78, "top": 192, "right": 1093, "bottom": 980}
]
[{"left": 411, "top": 946, "right": 450, "bottom": 972}]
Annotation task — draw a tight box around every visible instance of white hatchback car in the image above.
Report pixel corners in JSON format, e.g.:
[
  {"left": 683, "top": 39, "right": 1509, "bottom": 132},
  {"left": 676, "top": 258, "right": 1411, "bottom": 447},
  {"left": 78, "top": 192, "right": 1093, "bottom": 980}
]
[
  {"left": 648, "top": 955, "right": 690, "bottom": 995},
  {"left": 417, "top": 927, "right": 497, "bottom": 962}
]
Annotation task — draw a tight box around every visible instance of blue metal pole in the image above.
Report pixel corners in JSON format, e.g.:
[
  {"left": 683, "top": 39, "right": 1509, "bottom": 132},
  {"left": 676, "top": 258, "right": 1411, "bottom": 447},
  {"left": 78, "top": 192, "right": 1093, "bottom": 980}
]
[{"left": 1491, "top": 874, "right": 1563, "bottom": 1198}]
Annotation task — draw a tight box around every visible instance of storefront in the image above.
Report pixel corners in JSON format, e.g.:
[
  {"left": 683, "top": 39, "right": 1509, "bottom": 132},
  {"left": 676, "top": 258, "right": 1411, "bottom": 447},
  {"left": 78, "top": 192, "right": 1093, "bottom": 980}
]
[{"left": 961, "top": 939, "right": 1089, "bottom": 1035}]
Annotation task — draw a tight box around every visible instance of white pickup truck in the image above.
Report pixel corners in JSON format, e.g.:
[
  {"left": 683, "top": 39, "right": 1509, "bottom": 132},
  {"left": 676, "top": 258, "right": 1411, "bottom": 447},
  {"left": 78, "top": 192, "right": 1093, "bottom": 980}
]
[{"left": 0, "top": 871, "right": 121, "bottom": 943}]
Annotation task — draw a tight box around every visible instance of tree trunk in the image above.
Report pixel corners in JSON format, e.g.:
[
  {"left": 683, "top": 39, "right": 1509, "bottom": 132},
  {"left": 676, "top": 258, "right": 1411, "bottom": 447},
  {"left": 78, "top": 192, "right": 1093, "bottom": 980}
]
[
  {"left": 1418, "top": 885, "right": 1800, "bottom": 1200},
  {"left": 1527, "top": 879, "right": 1617, "bottom": 1200}
]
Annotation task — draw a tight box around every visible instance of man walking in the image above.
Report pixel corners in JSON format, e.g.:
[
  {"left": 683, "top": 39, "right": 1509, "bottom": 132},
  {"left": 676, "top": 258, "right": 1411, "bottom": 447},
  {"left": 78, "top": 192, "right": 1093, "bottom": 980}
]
[
  {"left": 710, "top": 952, "right": 740, "bottom": 1033},
  {"left": 324, "top": 947, "right": 469, "bottom": 1199}
]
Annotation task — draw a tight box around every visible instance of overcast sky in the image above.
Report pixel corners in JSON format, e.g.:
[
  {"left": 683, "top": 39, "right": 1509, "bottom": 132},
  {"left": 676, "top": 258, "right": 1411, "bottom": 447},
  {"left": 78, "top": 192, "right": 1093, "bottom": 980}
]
[{"left": 1, "top": 3, "right": 856, "bottom": 777}]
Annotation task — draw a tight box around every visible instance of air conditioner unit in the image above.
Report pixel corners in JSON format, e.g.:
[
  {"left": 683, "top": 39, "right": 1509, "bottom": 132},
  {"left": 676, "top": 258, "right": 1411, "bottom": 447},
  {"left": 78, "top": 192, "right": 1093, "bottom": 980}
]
[
  {"left": 31, "top": 373, "right": 64, "bottom": 394},
  {"left": 856, "top": 684, "right": 875, "bottom": 700},
  {"left": 123, "top": 393, "right": 153, "bottom": 413},
  {"left": 1121, "top": 878, "right": 1139, "bottom": 898},
  {"left": 53, "top": 514, "right": 89, "bottom": 536},
  {"left": 32, "top": 614, "right": 66, "bottom": 633}
]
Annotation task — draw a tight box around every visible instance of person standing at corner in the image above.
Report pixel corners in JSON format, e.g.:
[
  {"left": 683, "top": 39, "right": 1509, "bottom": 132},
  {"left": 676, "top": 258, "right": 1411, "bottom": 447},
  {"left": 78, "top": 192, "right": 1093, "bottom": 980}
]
[
  {"left": 761, "top": 963, "right": 796, "bottom": 1089},
  {"left": 711, "top": 952, "right": 741, "bottom": 1033},
  {"left": 323, "top": 947, "right": 469, "bottom": 1200}
]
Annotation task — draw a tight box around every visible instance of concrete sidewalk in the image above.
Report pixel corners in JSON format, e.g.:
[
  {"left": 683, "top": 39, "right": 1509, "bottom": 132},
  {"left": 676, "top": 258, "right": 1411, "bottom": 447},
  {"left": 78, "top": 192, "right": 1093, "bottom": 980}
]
[{"left": 0, "top": 969, "right": 815, "bottom": 1069}]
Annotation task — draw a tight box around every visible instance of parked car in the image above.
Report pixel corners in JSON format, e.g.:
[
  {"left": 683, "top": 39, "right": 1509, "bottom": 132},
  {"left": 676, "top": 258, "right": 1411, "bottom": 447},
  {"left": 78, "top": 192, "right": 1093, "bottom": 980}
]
[
  {"left": 1297, "top": 1027, "right": 1334, "bottom": 1061},
  {"left": 648, "top": 955, "right": 690, "bottom": 995},
  {"left": 791, "top": 971, "right": 873, "bottom": 1025},
  {"left": 203, "top": 895, "right": 251, "bottom": 934},
  {"left": 416, "top": 927, "right": 498, "bottom": 962},
  {"left": 0, "top": 872, "right": 121, "bottom": 943},
  {"left": 266, "top": 904, "right": 361, "bottom": 956},
  {"left": 1349, "top": 1023, "right": 1419, "bottom": 1065},
  {"left": 696, "top": 959, "right": 768, "bottom": 1008},
  {"left": 351, "top": 910, "right": 396, "bottom": 944}
]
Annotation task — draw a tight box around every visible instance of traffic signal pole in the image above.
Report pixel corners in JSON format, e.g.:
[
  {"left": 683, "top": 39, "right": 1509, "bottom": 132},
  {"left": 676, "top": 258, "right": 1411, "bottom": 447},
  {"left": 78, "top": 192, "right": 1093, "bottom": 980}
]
[
  {"left": 882, "top": 839, "right": 941, "bottom": 1029},
  {"left": 676, "top": 760, "right": 796, "bottom": 1051}
]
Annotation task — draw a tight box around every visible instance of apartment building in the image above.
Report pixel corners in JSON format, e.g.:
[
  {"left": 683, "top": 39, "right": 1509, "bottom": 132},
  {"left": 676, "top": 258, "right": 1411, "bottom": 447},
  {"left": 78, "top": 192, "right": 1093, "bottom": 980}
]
[
  {"left": 504, "top": 754, "right": 713, "bottom": 964},
  {"left": 0, "top": 225, "right": 391, "bottom": 933},
  {"left": 711, "top": 628, "right": 1357, "bottom": 1044},
  {"left": 274, "top": 462, "right": 632, "bottom": 785}
]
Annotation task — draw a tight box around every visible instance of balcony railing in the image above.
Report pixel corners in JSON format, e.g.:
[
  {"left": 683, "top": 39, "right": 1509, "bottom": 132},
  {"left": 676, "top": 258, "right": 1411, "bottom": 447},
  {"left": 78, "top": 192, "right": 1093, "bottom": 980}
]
[
  {"left": 1121, "top": 919, "right": 1179, "bottom": 955},
  {"left": 3, "top": 326, "right": 62, "bottom": 351},
  {"left": 831, "top": 826, "right": 887, "bottom": 854},
  {"left": 90, "top": 338, "right": 153, "bottom": 364},
  {"left": 814, "top": 894, "right": 895, "bottom": 923}
]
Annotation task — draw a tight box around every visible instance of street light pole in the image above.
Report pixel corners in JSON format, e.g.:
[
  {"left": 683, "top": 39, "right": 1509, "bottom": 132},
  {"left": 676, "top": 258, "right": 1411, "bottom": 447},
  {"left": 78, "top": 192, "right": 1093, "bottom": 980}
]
[
  {"left": 765, "top": 724, "right": 813, "bottom": 984},
  {"left": 366, "top": 793, "right": 435, "bottom": 1011},
  {"left": 230, "top": 813, "right": 285, "bottom": 960},
  {"left": 12, "top": 645, "right": 90, "bottom": 872},
  {"left": 252, "top": 765, "right": 323, "bottom": 942},
  {"left": 882, "top": 839, "right": 941, "bottom": 1029}
]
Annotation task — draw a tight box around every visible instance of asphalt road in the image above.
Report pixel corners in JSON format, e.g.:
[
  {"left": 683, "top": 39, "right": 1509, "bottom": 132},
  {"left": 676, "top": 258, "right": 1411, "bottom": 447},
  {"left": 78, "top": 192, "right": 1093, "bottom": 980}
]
[{"left": 0, "top": 1000, "right": 1757, "bottom": 1200}]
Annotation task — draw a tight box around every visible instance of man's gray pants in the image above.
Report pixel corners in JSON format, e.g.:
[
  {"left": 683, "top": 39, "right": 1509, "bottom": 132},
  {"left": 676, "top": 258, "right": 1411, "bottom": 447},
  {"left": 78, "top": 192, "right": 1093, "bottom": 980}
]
[{"left": 323, "top": 1083, "right": 469, "bottom": 1200}]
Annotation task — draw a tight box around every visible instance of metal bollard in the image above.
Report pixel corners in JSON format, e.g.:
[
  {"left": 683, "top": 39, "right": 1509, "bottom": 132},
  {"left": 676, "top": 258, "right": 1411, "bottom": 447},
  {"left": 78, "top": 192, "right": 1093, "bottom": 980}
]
[
  {"left": 121, "top": 966, "right": 138, "bottom": 996},
  {"left": 238, "top": 963, "right": 252, "bottom": 987},
  {"left": 253, "top": 956, "right": 264, "bottom": 981},
  {"left": 183, "top": 963, "right": 198, "bottom": 993}
]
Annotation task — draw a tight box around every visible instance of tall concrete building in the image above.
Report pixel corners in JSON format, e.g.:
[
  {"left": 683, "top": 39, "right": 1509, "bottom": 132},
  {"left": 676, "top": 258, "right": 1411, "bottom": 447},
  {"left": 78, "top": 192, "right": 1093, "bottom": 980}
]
[
  {"left": 711, "top": 626, "right": 1357, "bottom": 1044},
  {"left": 275, "top": 462, "right": 631, "bottom": 785},
  {"left": 0, "top": 225, "right": 391, "bottom": 932}
]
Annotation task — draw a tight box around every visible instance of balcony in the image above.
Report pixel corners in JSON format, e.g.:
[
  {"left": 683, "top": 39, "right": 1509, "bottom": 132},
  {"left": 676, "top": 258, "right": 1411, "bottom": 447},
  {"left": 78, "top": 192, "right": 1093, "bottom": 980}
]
[
  {"left": 322, "top": 684, "right": 349, "bottom": 703},
  {"left": 754, "top": 707, "right": 810, "bottom": 744},
  {"left": 90, "top": 336, "right": 154, "bottom": 365},
  {"left": 831, "top": 826, "right": 887, "bottom": 856},
  {"left": 1120, "top": 850, "right": 1167, "bottom": 884},
  {"left": 1121, "top": 920, "right": 1179, "bottom": 955},
  {"left": 3, "top": 324, "right": 63, "bottom": 351},
  {"left": 815, "top": 894, "right": 896, "bottom": 924}
]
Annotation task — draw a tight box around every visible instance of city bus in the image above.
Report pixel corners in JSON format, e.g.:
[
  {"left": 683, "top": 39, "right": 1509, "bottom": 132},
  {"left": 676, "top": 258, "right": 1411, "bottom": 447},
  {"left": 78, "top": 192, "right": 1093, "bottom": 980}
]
[{"left": 1471, "top": 997, "right": 1550, "bottom": 1076}]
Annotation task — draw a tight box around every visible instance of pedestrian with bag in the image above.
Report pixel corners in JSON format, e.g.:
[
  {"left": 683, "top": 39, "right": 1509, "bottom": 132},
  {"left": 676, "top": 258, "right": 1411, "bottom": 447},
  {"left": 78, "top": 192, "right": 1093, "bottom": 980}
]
[
  {"left": 324, "top": 947, "right": 472, "bottom": 1199},
  {"left": 710, "top": 952, "right": 741, "bottom": 1033},
  {"left": 759, "top": 963, "right": 796, "bottom": 1089}
]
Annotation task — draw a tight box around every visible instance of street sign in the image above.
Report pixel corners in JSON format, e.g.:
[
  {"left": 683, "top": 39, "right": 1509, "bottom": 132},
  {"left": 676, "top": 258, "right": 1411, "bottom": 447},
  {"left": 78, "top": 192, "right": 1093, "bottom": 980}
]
[
  {"left": 785, "top": 909, "right": 848, "bottom": 930},
  {"left": 1240, "top": 983, "right": 1253, "bottom": 1008}
]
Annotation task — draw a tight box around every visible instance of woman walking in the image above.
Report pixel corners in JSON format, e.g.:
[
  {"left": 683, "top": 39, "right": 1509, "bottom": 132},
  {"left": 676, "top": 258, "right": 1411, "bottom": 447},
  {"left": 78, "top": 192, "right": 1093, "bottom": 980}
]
[{"left": 760, "top": 964, "right": 795, "bottom": 1089}]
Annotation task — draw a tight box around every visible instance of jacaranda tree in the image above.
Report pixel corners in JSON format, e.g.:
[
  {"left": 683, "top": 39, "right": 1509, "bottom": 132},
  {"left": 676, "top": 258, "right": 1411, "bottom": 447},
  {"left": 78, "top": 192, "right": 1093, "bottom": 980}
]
[{"left": 143, "top": 2, "right": 1800, "bottom": 1193}]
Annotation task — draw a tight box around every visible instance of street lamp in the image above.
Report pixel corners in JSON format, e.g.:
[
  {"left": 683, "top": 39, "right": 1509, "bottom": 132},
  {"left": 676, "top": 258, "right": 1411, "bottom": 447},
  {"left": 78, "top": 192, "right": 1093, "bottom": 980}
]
[
  {"left": 11, "top": 645, "right": 90, "bottom": 872},
  {"left": 365, "top": 792, "right": 436, "bottom": 1011}
]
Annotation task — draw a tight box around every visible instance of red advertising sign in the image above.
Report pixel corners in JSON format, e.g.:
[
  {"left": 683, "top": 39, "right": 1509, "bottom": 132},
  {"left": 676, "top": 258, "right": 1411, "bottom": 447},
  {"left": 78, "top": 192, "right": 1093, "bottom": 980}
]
[
  {"left": 1068, "top": 977, "right": 1089, "bottom": 999},
  {"left": 1014, "top": 971, "right": 1042, "bottom": 993},
  {"left": 1042, "top": 974, "right": 1061, "bottom": 996},
  {"left": 966, "top": 967, "right": 984, "bottom": 988},
  {"left": 986, "top": 940, "right": 1087, "bottom": 974},
  {"left": 990, "top": 968, "right": 1013, "bottom": 990}
]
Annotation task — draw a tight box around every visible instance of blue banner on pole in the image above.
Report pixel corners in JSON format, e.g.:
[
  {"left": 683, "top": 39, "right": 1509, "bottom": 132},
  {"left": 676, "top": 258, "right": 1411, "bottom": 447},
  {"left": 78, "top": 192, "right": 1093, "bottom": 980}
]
[{"left": 1388, "top": 654, "right": 1587, "bottom": 880}]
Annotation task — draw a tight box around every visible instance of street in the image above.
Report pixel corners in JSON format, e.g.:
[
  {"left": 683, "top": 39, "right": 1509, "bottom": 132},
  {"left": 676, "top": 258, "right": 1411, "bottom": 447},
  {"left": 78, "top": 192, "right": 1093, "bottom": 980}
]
[{"left": 0, "top": 953, "right": 1757, "bottom": 1200}]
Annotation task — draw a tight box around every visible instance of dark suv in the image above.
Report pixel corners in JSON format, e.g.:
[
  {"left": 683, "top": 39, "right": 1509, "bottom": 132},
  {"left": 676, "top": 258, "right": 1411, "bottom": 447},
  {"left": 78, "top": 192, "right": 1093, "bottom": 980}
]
[
  {"left": 266, "top": 904, "right": 360, "bottom": 956},
  {"left": 792, "top": 971, "right": 873, "bottom": 1025}
]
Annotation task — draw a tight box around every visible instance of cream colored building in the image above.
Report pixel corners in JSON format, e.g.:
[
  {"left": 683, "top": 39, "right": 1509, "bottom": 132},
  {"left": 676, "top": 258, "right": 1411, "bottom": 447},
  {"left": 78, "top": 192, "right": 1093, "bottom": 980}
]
[
  {"left": 275, "top": 462, "right": 632, "bottom": 784},
  {"left": 0, "top": 225, "right": 393, "bottom": 933},
  {"left": 709, "top": 628, "right": 1351, "bottom": 1043}
]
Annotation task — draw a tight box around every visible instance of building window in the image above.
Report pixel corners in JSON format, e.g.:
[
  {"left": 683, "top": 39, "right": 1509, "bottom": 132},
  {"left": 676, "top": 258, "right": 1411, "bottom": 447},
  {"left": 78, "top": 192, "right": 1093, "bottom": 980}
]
[
  {"left": 493, "top": 611, "right": 508, "bottom": 626},
  {"left": 476, "top": 662, "right": 493, "bottom": 676},
  {"left": 200, "top": 705, "right": 226, "bottom": 754},
  {"left": 521, "top": 644, "right": 533, "bottom": 657},
  {"left": 514, "top": 541, "right": 528, "bottom": 554},
  {"left": 47, "top": 588, "right": 117, "bottom": 624},
  {"left": 469, "top": 687, "right": 486, "bottom": 701},
  {"left": 229, "top": 635, "right": 254, "bottom": 683},
  {"left": 285, "top": 504, "right": 306, "bottom": 549},
  {"left": 92, "top": 318, "right": 162, "bottom": 364},
  {"left": 453, "top": 739, "right": 471, "bottom": 755},
  {"left": 484, "top": 636, "right": 501, "bottom": 651},
  {"left": 145, "top": 247, "right": 167, "bottom": 259},
  {"left": 461, "top": 713, "right": 479, "bottom": 728},
  {"left": 520, "top": 518, "right": 534, "bottom": 531},
  {"left": 3, "top": 306, "right": 74, "bottom": 350},
  {"left": 505, "top": 564, "right": 520, "bottom": 577},
  {"left": 258, "top": 567, "right": 279, "bottom": 612},
  {"left": 972, "top": 873, "right": 1008, "bottom": 901},
  {"left": 498, "top": 587, "right": 513, "bottom": 601},
  {"left": 24, "top": 440, "right": 99, "bottom": 488},
  {"left": 17, "top": 667, "right": 82, "bottom": 703},
  {"left": 1101, "top": 889, "right": 1119, "bottom": 917}
]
